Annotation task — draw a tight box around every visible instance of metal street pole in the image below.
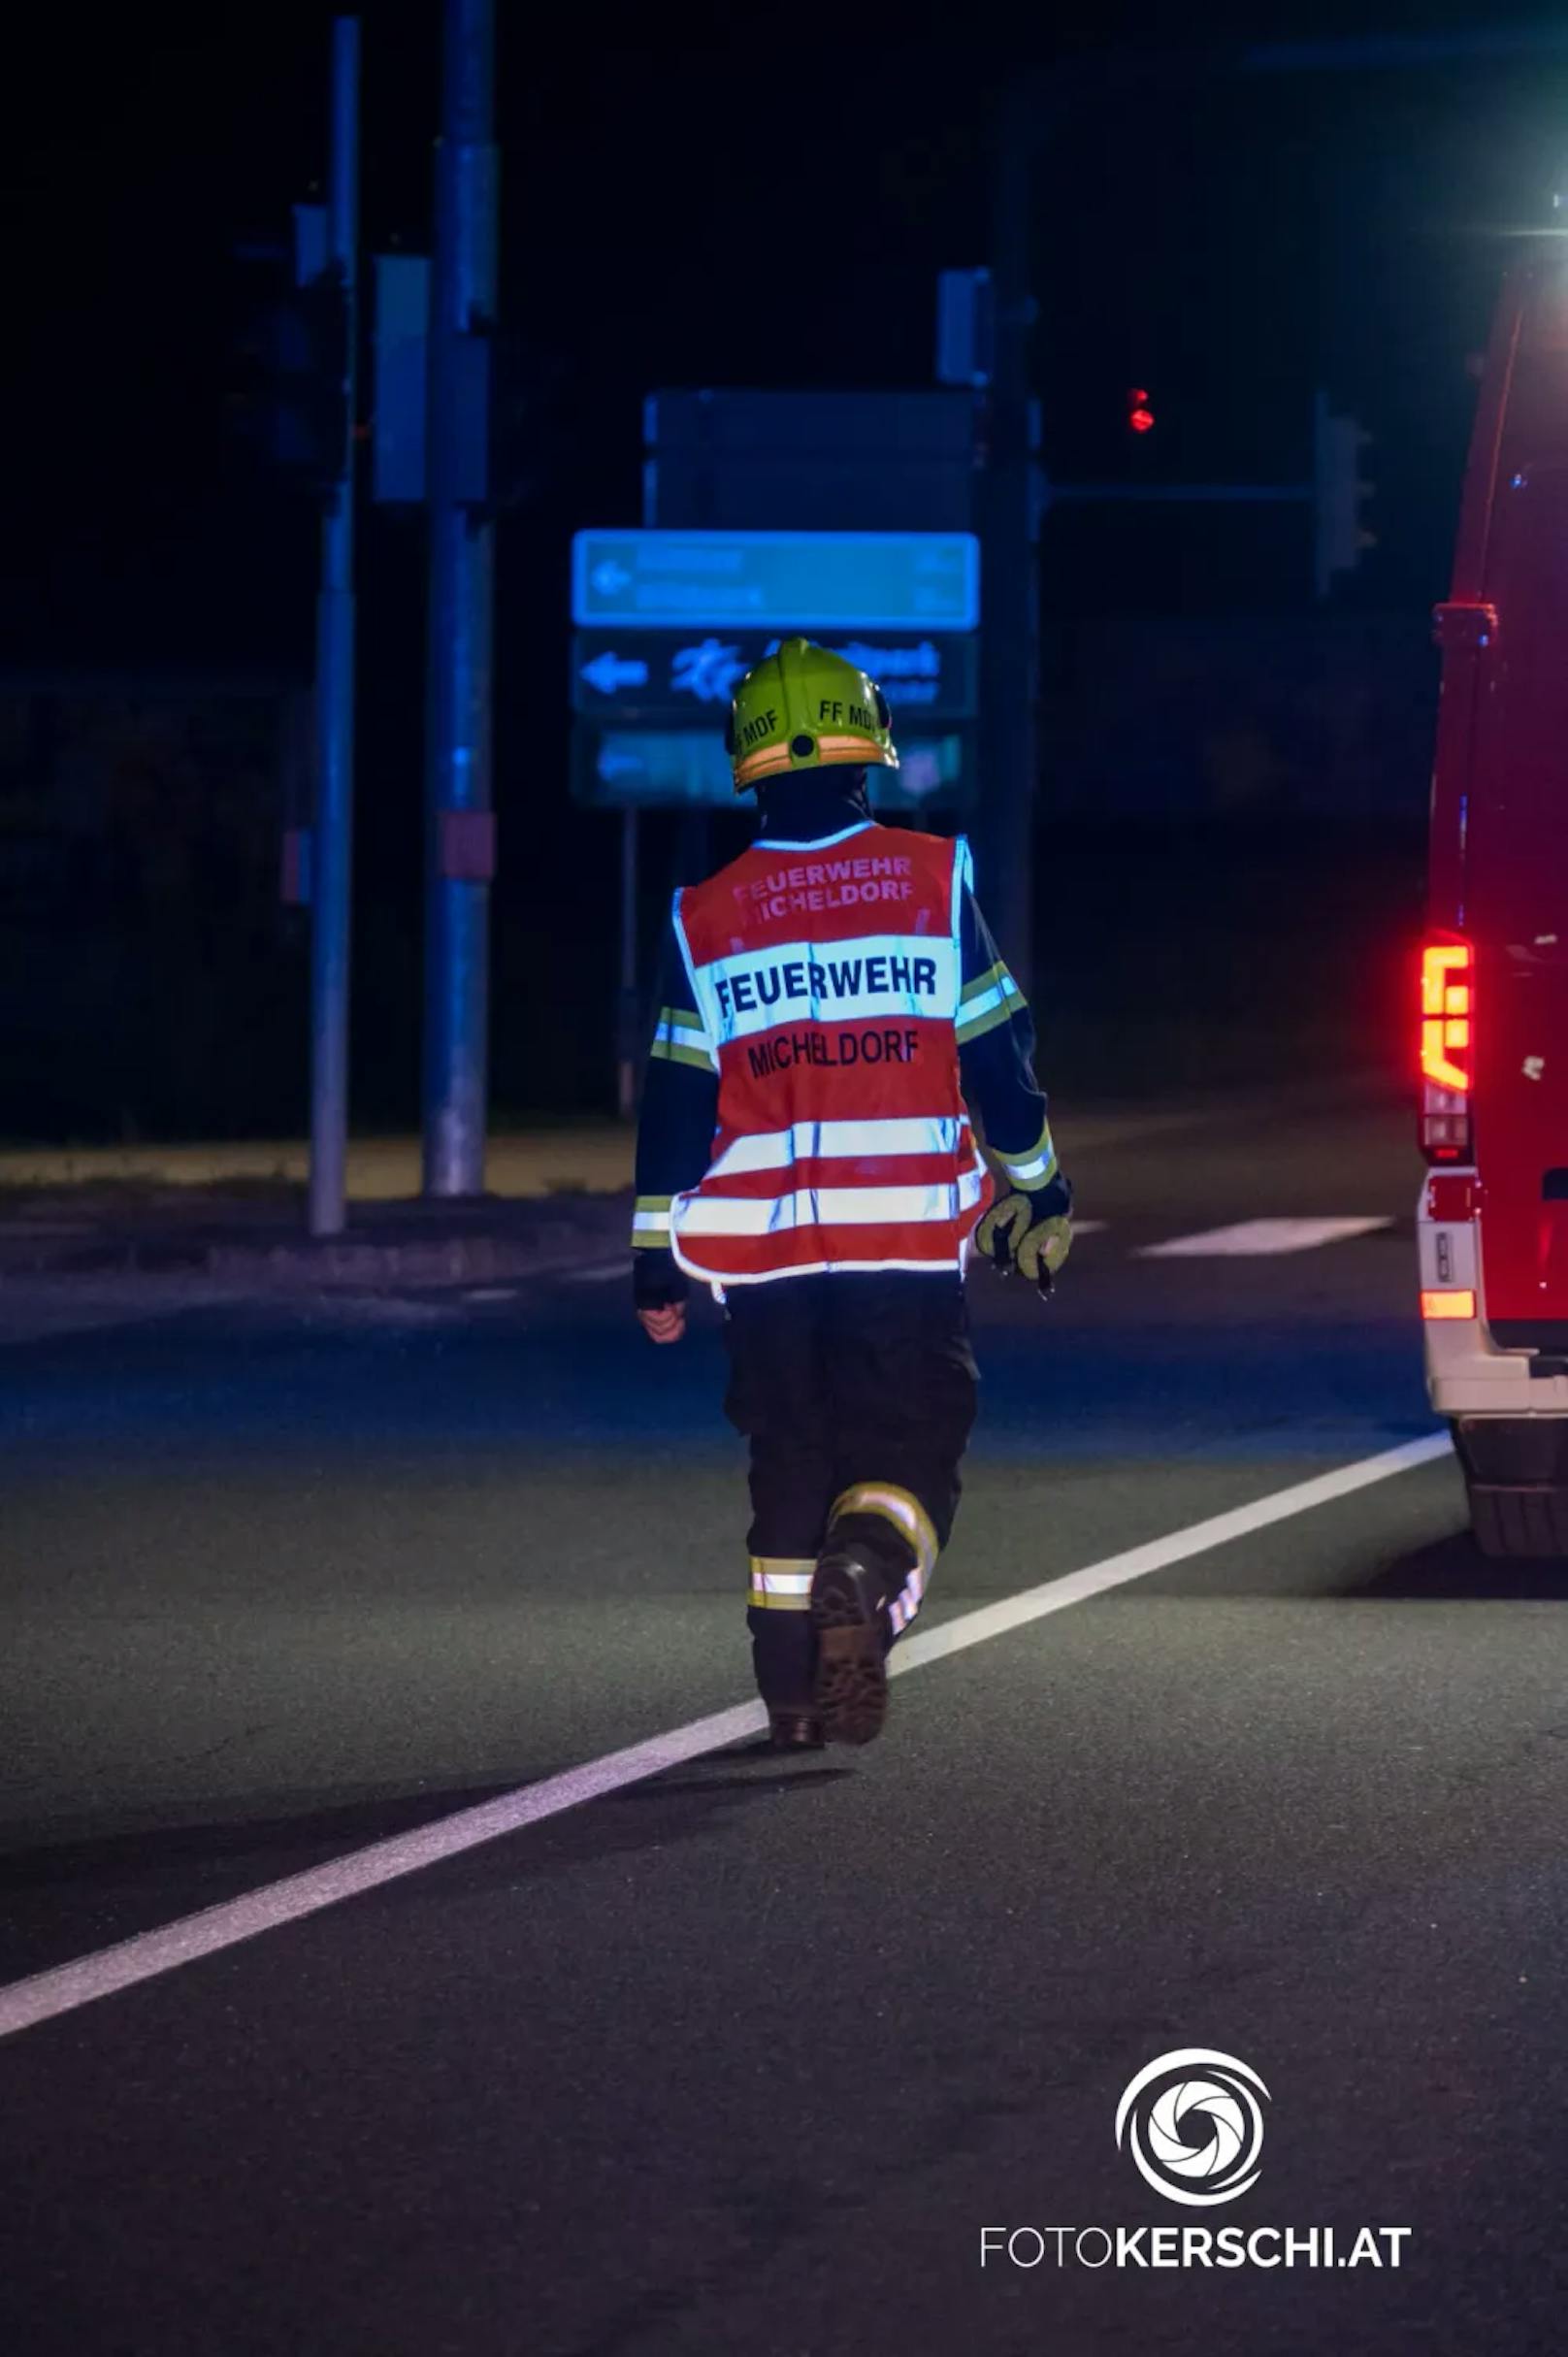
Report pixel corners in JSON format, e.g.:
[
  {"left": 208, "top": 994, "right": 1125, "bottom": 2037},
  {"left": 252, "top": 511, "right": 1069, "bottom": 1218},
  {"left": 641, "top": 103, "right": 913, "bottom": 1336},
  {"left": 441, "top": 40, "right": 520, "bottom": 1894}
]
[
  {"left": 422, "top": 0, "right": 498, "bottom": 1197},
  {"left": 616, "top": 807, "right": 639, "bottom": 1120},
  {"left": 977, "top": 86, "right": 1040, "bottom": 1001},
  {"left": 308, "top": 16, "right": 360, "bottom": 1238}
]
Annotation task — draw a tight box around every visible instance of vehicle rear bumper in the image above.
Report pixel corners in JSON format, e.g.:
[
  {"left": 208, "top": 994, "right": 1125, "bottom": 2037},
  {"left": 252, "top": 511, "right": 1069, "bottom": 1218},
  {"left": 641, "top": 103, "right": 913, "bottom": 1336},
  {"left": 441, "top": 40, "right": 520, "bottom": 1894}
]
[
  {"left": 1424, "top": 1314, "right": 1568, "bottom": 1417},
  {"left": 1419, "top": 1179, "right": 1568, "bottom": 1417}
]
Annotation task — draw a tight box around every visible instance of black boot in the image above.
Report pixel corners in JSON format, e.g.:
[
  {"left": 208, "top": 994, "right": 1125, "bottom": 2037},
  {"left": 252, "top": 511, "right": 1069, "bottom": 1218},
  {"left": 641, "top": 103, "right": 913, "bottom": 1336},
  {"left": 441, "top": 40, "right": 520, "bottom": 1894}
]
[{"left": 810, "top": 1553, "right": 892, "bottom": 1747}]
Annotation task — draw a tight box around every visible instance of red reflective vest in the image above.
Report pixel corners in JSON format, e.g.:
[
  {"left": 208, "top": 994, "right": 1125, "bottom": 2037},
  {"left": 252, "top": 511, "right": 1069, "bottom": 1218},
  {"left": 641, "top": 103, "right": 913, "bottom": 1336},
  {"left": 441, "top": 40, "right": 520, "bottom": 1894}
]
[{"left": 669, "top": 820, "right": 991, "bottom": 1286}]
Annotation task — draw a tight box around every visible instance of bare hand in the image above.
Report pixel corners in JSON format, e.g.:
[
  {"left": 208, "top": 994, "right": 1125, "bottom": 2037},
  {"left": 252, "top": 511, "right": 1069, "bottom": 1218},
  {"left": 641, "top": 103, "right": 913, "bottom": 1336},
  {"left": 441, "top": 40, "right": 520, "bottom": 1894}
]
[{"left": 637, "top": 1302, "right": 687, "bottom": 1345}]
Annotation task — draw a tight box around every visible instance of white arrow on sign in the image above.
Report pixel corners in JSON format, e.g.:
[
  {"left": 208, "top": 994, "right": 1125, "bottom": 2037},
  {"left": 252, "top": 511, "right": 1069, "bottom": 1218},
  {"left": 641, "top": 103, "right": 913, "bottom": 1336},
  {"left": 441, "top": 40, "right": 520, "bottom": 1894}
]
[
  {"left": 591, "top": 560, "right": 632, "bottom": 594},
  {"left": 581, "top": 650, "right": 651, "bottom": 696}
]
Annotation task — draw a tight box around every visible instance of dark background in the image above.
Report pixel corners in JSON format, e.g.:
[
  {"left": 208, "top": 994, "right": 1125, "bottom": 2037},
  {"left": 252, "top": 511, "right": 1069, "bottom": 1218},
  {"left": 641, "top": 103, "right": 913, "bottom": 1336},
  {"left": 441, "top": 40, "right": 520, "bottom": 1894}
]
[{"left": 1, "top": 0, "right": 1563, "bottom": 1140}]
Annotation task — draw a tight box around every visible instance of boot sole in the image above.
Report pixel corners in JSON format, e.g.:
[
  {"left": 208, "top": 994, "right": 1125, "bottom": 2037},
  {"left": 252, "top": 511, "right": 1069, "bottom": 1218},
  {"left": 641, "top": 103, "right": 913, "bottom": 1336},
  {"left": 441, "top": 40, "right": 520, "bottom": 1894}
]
[
  {"left": 768, "top": 1711, "right": 826, "bottom": 1752},
  {"left": 810, "top": 1556, "right": 888, "bottom": 1748}
]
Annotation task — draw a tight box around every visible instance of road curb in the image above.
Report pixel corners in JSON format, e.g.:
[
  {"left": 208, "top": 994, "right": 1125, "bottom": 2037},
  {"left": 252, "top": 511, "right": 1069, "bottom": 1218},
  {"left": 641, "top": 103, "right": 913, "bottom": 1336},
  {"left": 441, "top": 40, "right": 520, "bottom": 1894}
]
[{"left": 0, "top": 1219, "right": 620, "bottom": 1292}]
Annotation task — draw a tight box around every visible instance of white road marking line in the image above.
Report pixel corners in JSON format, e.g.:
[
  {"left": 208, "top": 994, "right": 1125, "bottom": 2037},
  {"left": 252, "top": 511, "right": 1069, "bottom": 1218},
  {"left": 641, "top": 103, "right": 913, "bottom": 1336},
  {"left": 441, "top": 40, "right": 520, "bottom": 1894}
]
[
  {"left": 0, "top": 1429, "right": 1451, "bottom": 2044},
  {"left": 894, "top": 1431, "right": 1449, "bottom": 1672},
  {"left": 1138, "top": 1216, "right": 1393, "bottom": 1259},
  {"left": 0, "top": 1704, "right": 768, "bottom": 2045}
]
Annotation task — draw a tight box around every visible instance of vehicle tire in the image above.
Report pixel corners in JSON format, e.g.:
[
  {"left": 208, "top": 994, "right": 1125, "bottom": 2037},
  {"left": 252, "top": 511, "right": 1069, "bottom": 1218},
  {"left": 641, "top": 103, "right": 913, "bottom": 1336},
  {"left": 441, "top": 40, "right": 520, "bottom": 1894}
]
[{"left": 1466, "top": 1479, "right": 1568, "bottom": 1558}]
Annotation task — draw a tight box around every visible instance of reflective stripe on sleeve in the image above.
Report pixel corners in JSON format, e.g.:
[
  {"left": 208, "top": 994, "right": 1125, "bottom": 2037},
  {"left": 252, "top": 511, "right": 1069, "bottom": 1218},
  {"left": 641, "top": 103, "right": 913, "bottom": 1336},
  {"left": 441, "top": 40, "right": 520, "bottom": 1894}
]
[
  {"left": 631, "top": 1195, "right": 672, "bottom": 1247},
  {"left": 956, "top": 959, "right": 1026, "bottom": 1044},
  {"left": 996, "top": 1121, "right": 1058, "bottom": 1190},
  {"left": 650, "top": 1005, "right": 718, "bottom": 1074}
]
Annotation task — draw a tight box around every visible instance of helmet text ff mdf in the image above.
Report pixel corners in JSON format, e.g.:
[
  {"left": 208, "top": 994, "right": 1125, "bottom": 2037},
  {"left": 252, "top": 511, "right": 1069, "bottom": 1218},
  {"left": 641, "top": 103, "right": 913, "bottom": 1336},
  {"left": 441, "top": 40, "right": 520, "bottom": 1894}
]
[{"left": 726, "top": 637, "right": 899, "bottom": 793}]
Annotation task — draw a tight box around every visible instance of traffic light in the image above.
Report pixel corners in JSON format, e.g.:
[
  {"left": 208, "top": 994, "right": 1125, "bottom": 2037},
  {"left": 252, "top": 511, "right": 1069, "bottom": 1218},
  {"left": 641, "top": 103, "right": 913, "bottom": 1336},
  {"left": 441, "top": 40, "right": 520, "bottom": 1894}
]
[
  {"left": 225, "top": 231, "right": 350, "bottom": 494},
  {"left": 1313, "top": 390, "right": 1375, "bottom": 599},
  {"left": 1127, "top": 386, "right": 1156, "bottom": 436}
]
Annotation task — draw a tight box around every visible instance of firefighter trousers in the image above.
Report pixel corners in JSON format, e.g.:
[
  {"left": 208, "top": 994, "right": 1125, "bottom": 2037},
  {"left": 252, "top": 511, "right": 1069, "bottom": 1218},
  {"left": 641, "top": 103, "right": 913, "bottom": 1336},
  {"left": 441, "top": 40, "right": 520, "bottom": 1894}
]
[{"left": 722, "top": 1271, "right": 979, "bottom": 1709}]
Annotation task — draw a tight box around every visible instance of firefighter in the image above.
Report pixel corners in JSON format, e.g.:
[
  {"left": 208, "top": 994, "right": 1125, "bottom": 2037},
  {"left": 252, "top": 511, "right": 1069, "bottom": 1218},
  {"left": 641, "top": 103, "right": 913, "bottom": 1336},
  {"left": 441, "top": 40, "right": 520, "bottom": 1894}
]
[{"left": 632, "top": 638, "right": 1071, "bottom": 1751}]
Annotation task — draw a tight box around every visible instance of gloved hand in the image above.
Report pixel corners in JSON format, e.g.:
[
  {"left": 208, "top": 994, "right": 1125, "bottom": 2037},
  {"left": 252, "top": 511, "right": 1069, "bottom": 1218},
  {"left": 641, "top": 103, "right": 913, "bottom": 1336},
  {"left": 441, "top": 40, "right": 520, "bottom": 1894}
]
[
  {"left": 634, "top": 1248, "right": 689, "bottom": 1344},
  {"left": 975, "top": 1180, "right": 1073, "bottom": 1296}
]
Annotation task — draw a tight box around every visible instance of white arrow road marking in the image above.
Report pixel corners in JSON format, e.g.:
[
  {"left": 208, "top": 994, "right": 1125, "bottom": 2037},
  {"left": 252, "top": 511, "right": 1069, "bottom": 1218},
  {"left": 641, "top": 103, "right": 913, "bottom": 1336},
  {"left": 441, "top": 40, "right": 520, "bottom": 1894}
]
[
  {"left": 1138, "top": 1217, "right": 1393, "bottom": 1259},
  {"left": 0, "top": 1429, "right": 1449, "bottom": 2044}
]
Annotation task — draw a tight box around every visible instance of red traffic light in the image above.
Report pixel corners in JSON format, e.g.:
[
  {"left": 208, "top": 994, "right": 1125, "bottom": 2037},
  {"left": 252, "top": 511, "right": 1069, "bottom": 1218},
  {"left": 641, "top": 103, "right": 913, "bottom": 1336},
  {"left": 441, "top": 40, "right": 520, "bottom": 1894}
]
[{"left": 1127, "top": 387, "right": 1155, "bottom": 435}]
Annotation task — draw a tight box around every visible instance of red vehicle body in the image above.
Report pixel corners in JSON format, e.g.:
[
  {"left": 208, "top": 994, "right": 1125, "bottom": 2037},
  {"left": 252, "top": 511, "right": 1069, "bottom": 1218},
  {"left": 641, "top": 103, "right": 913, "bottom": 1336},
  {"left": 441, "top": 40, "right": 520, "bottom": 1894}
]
[{"left": 1421, "top": 256, "right": 1568, "bottom": 1554}]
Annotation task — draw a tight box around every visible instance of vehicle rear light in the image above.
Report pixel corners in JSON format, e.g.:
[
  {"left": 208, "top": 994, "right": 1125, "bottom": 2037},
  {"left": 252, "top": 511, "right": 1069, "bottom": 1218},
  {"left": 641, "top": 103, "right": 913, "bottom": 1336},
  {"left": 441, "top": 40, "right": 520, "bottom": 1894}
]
[
  {"left": 1420, "top": 936, "right": 1473, "bottom": 1162},
  {"left": 1421, "top": 1288, "right": 1477, "bottom": 1320}
]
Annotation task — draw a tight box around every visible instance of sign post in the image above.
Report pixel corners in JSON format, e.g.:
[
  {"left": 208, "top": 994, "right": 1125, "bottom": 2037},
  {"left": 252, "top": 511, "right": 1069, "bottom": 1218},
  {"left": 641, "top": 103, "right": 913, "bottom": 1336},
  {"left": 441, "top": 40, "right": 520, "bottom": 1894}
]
[
  {"left": 422, "top": 0, "right": 499, "bottom": 1202},
  {"left": 308, "top": 17, "right": 360, "bottom": 1240}
]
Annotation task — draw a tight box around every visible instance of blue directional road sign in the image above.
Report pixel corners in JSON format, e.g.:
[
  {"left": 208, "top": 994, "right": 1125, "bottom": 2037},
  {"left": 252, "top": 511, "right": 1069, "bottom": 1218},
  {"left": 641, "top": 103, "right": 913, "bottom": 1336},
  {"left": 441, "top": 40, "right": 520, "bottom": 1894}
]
[
  {"left": 571, "top": 529, "right": 981, "bottom": 632},
  {"left": 571, "top": 631, "right": 978, "bottom": 722},
  {"left": 572, "top": 728, "right": 975, "bottom": 813},
  {"left": 578, "top": 648, "right": 651, "bottom": 699}
]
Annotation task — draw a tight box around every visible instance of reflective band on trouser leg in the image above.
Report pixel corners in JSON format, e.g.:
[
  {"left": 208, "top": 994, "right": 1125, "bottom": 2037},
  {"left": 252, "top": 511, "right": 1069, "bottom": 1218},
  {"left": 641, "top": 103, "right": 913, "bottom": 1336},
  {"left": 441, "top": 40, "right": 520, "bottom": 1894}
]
[
  {"left": 830, "top": 1481, "right": 939, "bottom": 1635},
  {"left": 748, "top": 1556, "right": 816, "bottom": 1611}
]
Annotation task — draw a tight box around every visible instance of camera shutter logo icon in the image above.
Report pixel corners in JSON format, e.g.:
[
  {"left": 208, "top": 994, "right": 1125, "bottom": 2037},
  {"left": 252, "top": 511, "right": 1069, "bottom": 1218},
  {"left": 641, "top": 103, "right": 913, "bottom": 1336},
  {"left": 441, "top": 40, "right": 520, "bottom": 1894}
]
[{"left": 1115, "top": 2048, "right": 1269, "bottom": 2207}]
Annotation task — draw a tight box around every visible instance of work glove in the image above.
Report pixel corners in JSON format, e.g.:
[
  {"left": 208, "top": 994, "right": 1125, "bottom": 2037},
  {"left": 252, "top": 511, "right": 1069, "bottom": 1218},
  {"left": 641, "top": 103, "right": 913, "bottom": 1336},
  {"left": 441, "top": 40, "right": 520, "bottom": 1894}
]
[
  {"left": 633, "top": 1247, "right": 688, "bottom": 1312},
  {"left": 634, "top": 1247, "right": 689, "bottom": 1344},
  {"left": 975, "top": 1176, "right": 1073, "bottom": 1297}
]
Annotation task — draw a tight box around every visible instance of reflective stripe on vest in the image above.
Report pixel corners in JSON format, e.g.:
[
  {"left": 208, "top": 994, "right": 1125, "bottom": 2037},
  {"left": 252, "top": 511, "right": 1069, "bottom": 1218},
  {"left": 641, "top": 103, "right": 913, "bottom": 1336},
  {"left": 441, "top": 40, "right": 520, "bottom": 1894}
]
[{"left": 669, "top": 825, "right": 991, "bottom": 1285}]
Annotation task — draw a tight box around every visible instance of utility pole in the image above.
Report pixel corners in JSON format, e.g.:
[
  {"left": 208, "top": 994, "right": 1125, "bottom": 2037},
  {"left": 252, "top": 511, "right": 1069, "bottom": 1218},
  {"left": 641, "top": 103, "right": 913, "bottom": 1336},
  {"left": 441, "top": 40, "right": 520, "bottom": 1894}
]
[
  {"left": 308, "top": 16, "right": 360, "bottom": 1237},
  {"left": 422, "top": 0, "right": 499, "bottom": 1198}
]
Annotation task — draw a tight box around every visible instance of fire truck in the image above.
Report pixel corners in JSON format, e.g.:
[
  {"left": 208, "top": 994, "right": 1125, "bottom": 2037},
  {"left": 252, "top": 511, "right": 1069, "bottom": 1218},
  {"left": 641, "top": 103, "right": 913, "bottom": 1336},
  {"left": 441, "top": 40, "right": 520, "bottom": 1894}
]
[{"left": 1421, "top": 256, "right": 1568, "bottom": 1554}]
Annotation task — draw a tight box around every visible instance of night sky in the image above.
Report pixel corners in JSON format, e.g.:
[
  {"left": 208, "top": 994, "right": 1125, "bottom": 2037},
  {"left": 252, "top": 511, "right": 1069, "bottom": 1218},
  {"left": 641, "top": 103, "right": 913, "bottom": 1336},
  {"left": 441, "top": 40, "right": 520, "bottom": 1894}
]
[
  {"left": 10, "top": 0, "right": 1562, "bottom": 658},
  {"left": 3, "top": 0, "right": 1564, "bottom": 1128}
]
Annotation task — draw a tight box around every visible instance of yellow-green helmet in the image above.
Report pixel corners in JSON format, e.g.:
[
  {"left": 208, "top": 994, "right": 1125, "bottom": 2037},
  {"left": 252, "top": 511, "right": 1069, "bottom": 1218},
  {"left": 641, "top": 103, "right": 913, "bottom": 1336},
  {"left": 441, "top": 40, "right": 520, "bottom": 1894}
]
[{"left": 725, "top": 637, "right": 898, "bottom": 794}]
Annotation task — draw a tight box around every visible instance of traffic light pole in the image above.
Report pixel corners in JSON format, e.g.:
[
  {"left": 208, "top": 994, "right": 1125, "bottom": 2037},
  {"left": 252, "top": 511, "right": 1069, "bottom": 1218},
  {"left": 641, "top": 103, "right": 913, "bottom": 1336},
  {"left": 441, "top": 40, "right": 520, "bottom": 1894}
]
[
  {"left": 422, "top": 0, "right": 498, "bottom": 1198},
  {"left": 308, "top": 16, "right": 360, "bottom": 1238}
]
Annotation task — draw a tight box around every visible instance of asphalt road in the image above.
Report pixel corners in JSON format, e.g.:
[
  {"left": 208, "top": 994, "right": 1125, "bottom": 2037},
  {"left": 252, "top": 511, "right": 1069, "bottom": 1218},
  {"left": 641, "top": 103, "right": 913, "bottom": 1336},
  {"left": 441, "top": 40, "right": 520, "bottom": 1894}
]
[{"left": 4, "top": 1079, "right": 1565, "bottom": 2356}]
